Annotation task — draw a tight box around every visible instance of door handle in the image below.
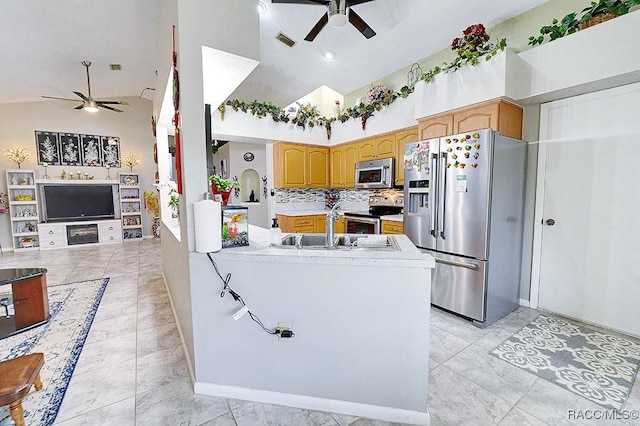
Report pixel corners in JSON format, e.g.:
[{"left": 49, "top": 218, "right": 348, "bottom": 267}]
[
  {"left": 434, "top": 257, "right": 478, "bottom": 270},
  {"left": 545, "top": 218, "right": 556, "bottom": 226}
]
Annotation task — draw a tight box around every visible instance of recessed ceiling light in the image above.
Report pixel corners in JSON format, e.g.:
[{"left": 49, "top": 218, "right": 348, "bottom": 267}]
[
  {"left": 258, "top": 1, "right": 267, "bottom": 14},
  {"left": 324, "top": 51, "right": 336, "bottom": 60}
]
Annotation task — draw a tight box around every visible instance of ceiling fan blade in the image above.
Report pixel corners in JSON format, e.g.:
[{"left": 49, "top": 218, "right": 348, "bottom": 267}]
[
  {"left": 73, "top": 91, "right": 90, "bottom": 101},
  {"left": 74, "top": 104, "right": 85, "bottom": 110},
  {"left": 41, "top": 96, "right": 81, "bottom": 102},
  {"left": 96, "top": 100, "right": 129, "bottom": 106},
  {"left": 348, "top": 7, "right": 376, "bottom": 39},
  {"left": 99, "top": 104, "right": 123, "bottom": 113},
  {"left": 346, "top": 0, "right": 374, "bottom": 6},
  {"left": 304, "top": 12, "right": 329, "bottom": 41},
  {"left": 272, "top": 0, "right": 328, "bottom": 5}
]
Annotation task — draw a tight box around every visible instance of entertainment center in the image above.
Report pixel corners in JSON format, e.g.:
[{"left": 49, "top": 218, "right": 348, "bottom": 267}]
[{"left": 5, "top": 169, "right": 143, "bottom": 251}]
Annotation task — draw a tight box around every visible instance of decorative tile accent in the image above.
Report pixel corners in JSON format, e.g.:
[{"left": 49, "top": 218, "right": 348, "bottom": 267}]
[{"left": 491, "top": 314, "right": 640, "bottom": 410}]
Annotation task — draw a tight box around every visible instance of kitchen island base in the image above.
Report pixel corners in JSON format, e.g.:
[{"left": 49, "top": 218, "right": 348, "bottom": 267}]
[{"left": 188, "top": 233, "right": 433, "bottom": 425}]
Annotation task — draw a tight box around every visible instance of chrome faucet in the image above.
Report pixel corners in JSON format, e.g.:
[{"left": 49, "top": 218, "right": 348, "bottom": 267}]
[{"left": 325, "top": 201, "right": 342, "bottom": 248}]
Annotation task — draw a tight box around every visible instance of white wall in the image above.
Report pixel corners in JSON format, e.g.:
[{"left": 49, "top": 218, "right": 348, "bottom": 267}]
[
  {"left": 0, "top": 97, "right": 157, "bottom": 249},
  {"left": 213, "top": 141, "right": 269, "bottom": 228}
]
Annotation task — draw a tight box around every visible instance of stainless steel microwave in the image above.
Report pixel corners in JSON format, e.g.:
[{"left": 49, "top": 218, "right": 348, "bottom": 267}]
[{"left": 355, "top": 158, "right": 394, "bottom": 189}]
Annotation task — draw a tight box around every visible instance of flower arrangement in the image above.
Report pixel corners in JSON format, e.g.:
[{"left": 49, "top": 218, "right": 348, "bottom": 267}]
[
  {"left": 446, "top": 23, "right": 506, "bottom": 72},
  {"left": 143, "top": 191, "right": 160, "bottom": 217},
  {"left": 219, "top": 23, "right": 505, "bottom": 138},
  {"left": 209, "top": 174, "right": 234, "bottom": 192},
  {"left": 367, "top": 84, "right": 396, "bottom": 107},
  {"left": 122, "top": 152, "right": 141, "bottom": 171},
  {"left": 3, "top": 146, "right": 32, "bottom": 169},
  {"left": 0, "top": 192, "right": 8, "bottom": 213}
]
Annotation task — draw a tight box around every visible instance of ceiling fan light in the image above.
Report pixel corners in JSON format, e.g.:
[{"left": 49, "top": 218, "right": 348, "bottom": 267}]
[
  {"left": 324, "top": 50, "right": 336, "bottom": 60},
  {"left": 329, "top": 13, "right": 348, "bottom": 28},
  {"left": 83, "top": 100, "right": 99, "bottom": 113}
]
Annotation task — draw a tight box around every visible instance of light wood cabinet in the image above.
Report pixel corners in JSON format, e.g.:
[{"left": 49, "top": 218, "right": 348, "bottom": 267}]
[
  {"left": 418, "top": 99, "right": 523, "bottom": 140},
  {"left": 358, "top": 134, "right": 396, "bottom": 161},
  {"left": 334, "top": 217, "right": 345, "bottom": 234},
  {"left": 330, "top": 143, "right": 358, "bottom": 188},
  {"left": 394, "top": 127, "right": 419, "bottom": 186},
  {"left": 381, "top": 220, "right": 404, "bottom": 235},
  {"left": 274, "top": 143, "right": 329, "bottom": 188},
  {"left": 277, "top": 214, "right": 331, "bottom": 233},
  {"left": 418, "top": 114, "right": 454, "bottom": 140}
]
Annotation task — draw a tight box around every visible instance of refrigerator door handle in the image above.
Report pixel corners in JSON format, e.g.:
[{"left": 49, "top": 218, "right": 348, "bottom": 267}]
[
  {"left": 434, "top": 256, "right": 478, "bottom": 270},
  {"left": 430, "top": 152, "right": 438, "bottom": 237},
  {"left": 439, "top": 152, "right": 447, "bottom": 239}
]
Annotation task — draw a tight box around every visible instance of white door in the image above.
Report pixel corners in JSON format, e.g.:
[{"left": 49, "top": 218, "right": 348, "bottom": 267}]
[{"left": 533, "top": 82, "right": 640, "bottom": 336}]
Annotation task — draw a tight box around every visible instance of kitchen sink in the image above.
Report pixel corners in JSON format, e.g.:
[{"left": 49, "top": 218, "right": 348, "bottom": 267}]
[{"left": 277, "top": 234, "right": 398, "bottom": 251}]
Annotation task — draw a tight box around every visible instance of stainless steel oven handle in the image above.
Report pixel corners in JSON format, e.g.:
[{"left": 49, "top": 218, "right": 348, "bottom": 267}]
[{"left": 434, "top": 257, "right": 478, "bottom": 270}]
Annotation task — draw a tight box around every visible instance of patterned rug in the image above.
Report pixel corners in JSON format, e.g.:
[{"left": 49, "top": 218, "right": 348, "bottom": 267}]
[
  {"left": 0, "top": 278, "right": 108, "bottom": 426},
  {"left": 492, "top": 314, "right": 640, "bottom": 410}
]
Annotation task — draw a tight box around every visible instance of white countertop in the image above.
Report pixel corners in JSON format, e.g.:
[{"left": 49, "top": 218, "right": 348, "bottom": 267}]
[
  {"left": 276, "top": 209, "right": 336, "bottom": 217},
  {"left": 380, "top": 214, "right": 403, "bottom": 222},
  {"left": 204, "top": 225, "right": 434, "bottom": 268}
]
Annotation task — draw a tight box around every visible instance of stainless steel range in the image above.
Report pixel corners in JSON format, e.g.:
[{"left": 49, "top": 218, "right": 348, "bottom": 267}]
[{"left": 343, "top": 194, "right": 403, "bottom": 234}]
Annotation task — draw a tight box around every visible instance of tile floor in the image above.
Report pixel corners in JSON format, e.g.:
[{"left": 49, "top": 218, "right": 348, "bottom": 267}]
[{"left": 1, "top": 239, "right": 638, "bottom": 425}]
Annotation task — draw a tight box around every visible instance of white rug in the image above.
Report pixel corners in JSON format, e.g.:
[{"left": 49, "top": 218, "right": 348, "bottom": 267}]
[
  {"left": 492, "top": 314, "right": 640, "bottom": 410},
  {"left": 0, "top": 278, "right": 108, "bottom": 426}
]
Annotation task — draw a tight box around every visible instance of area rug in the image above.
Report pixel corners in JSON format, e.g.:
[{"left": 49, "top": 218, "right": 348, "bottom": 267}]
[
  {"left": 491, "top": 314, "right": 640, "bottom": 410},
  {"left": 0, "top": 278, "right": 108, "bottom": 426}
]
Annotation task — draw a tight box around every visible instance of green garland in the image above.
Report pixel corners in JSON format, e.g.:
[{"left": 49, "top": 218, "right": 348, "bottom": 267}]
[{"left": 218, "top": 24, "right": 506, "bottom": 140}]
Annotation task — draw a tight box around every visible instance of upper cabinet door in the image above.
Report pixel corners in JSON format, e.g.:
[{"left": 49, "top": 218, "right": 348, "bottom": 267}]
[
  {"left": 330, "top": 146, "right": 345, "bottom": 188},
  {"left": 343, "top": 144, "right": 358, "bottom": 187},
  {"left": 375, "top": 134, "right": 396, "bottom": 159},
  {"left": 281, "top": 145, "right": 307, "bottom": 188},
  {"left": 358, "top": 138, "right": 376, "bottom": 161},
  {"left": 307, "top": 146, "right": 329, "bottom": 188},
  {"left": 395, "top": 127, "right": 419, "bottom": 186},
  {"left": 419, "top": 114, "right": 453, "bottom": 140},
  {"left": 453, "top": 102, "right": 500, "bottom": 135}
]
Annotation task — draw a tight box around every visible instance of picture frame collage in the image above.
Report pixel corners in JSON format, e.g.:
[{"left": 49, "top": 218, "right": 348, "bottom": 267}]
[{"left": 35, "top": 130, "right": 121, "bottom": 167}]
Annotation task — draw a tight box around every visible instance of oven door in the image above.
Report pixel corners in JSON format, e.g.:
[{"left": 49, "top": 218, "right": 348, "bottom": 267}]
[{"left": 344, "top": 216, "right": 380, "bottom": 234}]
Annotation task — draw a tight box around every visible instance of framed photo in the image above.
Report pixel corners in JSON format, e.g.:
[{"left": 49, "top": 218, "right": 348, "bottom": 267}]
[
  {"left": 35, "top": 131, "right": 61, "bottom": 165},
  {"left": 59, "top": 133, "right": 82, "bottom": 166},
  {"left": 101, "top": 136, "right": 121, "bottom": 167},
  {"left": 80, "top": 134, "right": 102, "bottom": 166}
]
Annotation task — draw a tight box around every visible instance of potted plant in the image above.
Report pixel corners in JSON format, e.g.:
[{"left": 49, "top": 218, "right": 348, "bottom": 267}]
[
  {"left": 209, "top": 175, "right": 234, "bottom": 205},
  {"left": 144, "top": 191, "right": 160, "bottom": 238},
  {"left": 578, "top": 0, "right": 640, "bottom": 29},
  {"left": 168, "top": 189, "right": 180, "bottom": 218}
]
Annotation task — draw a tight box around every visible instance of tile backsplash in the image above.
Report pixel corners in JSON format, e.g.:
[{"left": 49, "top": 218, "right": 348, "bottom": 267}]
[{"left": 273, "top": 188, "right": 402, "bottom": 211}]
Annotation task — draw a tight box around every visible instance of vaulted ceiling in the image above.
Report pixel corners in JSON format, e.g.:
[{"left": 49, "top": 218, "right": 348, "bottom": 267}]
[{"left": 0, "top": 0, "right": 550, "bottom": 109}]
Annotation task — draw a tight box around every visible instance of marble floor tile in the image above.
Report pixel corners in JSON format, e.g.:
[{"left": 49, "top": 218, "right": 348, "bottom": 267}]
[
  {"left": 56, "top": 357, "right": 137, "bottom": 421},
  {"left": 135, "top": 391, "right": 230, "bottom": 426},
  {"left": 200, "top": 411, "right": 238, "bottom": 426},
  {"left": 515, "top": 378, "right": 605, "bottom": 426},
  {"left": 74, "top": 330, "right": 137, "bottom": 374},
  {"left": 262, "top": 403, "right": 339, "bottom": 425},
  {"left": 428, "top": 365, "right": 512, "bottom": 425},
  {"left": 55, "top": 396, "right": 136, "bottom": 426},
  {"left": 231, "top": 401, "right": 269, "bottom": 426},
  {"left": 135, "top": 345, "right": 189, "bottom": 395},
  {"left": 498, "top": 407, "right": 548, "bottom": 426},
  {"left": 429, "top": 308, "right": 496, "bottom": 343},
  {"left": 331, "top": 412, "right": 360, "bottom": 426},
  {"left": 429, "top": 325, "right": 472, "bottom": 364},
  {"left": 443, "top": 345, "right": 538, "bottom": 404}
]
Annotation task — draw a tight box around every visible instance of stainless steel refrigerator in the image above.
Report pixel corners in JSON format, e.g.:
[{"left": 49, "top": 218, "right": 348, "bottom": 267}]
[{"left": 403, "top": 129, "right": 527, "bottom": 327}]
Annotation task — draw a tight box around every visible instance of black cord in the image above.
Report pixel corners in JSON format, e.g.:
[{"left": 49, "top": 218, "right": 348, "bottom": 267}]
[{"left": 207, "top": 253, "right": 277, "bottom": 336}]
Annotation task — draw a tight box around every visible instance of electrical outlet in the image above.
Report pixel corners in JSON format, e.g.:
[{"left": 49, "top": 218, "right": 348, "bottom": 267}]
[{"left": 276, "top": 322, "right": 291, "bottom": 340}]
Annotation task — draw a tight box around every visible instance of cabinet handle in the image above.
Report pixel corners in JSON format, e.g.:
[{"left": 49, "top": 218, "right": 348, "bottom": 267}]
[
  {"left": 110, "top": 236, "right": 114, "bottom": 240},
  {"left": 50, "top": 241, "right": 55, "bottom": 245},
  {"left": 49, "top": 230, "right": 54, "bottom": 234},
  {"left": 109, "top": 226, "right": 114, "bottom": 230}
]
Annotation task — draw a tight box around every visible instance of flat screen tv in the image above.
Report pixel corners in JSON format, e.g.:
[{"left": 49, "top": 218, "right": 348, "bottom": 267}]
[{"left": 42, "top": 185, "right": 116, "bottom": 222}]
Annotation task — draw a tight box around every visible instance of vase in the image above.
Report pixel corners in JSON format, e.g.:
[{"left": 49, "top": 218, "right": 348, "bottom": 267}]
[
  {"left": 211, "top": 185, "right": 232, "bottom": 206},
  {"left": 152, "top": 217, "right": 161, "bottom": 239}
]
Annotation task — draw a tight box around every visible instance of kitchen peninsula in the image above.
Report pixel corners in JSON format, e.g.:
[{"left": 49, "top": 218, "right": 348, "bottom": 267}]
[{"left": 187, "top": 227, "right": 434, "bottom": 424}]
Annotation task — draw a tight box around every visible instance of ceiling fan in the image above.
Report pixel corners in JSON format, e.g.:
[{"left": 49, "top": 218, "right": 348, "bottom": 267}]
[
  {"left": 272, "top": 0, "right": 376, "bottom": 42},
  {"left": 41, "top": 61, "right": 129, "bottom": 113}
]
